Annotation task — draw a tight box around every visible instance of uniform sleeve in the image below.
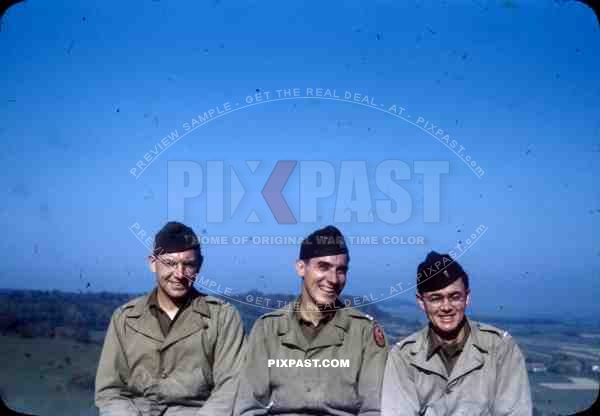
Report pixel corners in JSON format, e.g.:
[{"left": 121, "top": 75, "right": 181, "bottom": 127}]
[
  {"left": 492, "top": 336, "right": 533, "bottom": 416},
  {"left": 234, "top": 319, "right": 272, "bottom": 416},
  {"left": 197, "top": 304, "right": 247, "bottom": 416},
  {"left": 95, "top": 309, "right": 142, "bottom": 416},
  {"left": 381, "top": 345, "right": 421, "bottom": 416},
  {"left": 357, "top": 322, "right": 389, "bottom": 416}
]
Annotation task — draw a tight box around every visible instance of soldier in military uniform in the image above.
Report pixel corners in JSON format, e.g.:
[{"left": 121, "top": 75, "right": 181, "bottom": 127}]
[
  {"left": 382, "top": 251, "right": 532, "bottom": 416},
  {"left": 235, "top": 225, "right": 388, "bottom": 416},
  {"left": 95, "top": 222, "right": 246, "bottom": 416}
]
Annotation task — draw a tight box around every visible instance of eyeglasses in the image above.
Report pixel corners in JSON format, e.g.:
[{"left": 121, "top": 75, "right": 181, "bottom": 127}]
[
  {"left": 156, "top": 258, "right": 199, "bottom": 274},
  {"left": 420, "top": 293, "right": 467, "bottom": 308}
]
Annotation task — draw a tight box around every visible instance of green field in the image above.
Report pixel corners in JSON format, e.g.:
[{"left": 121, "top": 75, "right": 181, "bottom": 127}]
[
  {"left": 1, "top": 334, "right": 598, "bottom": 416},
  {"left": 530, "top": 373, "right": 598, "bottom": 415},
  {"left": 0, "top": 335, "right": 100, "bottom": 416},
  {"left": 1, "top": 289, "right": 598, "bottom": 416}
]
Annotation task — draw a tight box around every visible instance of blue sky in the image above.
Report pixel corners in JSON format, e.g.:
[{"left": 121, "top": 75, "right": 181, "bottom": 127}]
[{"left": 1, "top": 0, "right": 599, "bottom": 319}]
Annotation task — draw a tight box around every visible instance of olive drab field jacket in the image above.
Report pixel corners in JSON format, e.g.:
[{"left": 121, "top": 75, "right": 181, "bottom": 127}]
[
  {"left": 95, "top": 289, "right": 246, "bottom": 416},
  {"left": 235, "top": 301, "right": 389, "bottom": 416},
  {"left": 382, "top": 319, "right": 532, "bottom": 416}
]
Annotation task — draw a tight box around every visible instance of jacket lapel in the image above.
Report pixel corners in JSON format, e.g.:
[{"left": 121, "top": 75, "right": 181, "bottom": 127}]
[
  {"left": 159, "top": 290, "right": 210, "bottom": 352},
  {"left": 124, "top": 293, "right": 164, "bottom": 343},
  {"left": 279, "top": 302, "right": 310, "bottom": 352},
  {"left": 279, "top": 298, "right": 351, "bottom": 353},
  {"left": 448, "top": 319, "right": 486, "bottom": 384},
  {"left": 408, "top": 326, "right": 448, "bottom": 380},
  {"left": 305, "top": 310, "right": 347, "bottom": 352}
]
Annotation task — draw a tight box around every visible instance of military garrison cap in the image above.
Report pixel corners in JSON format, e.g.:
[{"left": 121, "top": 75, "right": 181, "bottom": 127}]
[
  {"left": 416, "top": 251, "right": 469, "bottom": 294},
  {"left": 153, "top": 221, "right": 202, "bottom": 258},
  {"left": 299, "top": 225, "right": 350, "bottom": 261}
]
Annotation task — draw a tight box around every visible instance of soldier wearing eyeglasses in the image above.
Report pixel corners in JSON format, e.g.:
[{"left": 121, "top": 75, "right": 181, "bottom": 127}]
[
  {"left": 382, "top": 251, "right": 532, "bottom": 416},
  {"left": 95, "top": 222, "right": 245, "bottom": 416}
]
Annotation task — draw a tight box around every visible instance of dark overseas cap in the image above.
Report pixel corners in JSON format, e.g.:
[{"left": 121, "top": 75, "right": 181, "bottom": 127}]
[
  {"left": 416, "top": 251, "right": 469, "bottom": 294},
  {"left": 153, "top": 221, "right": 202, "bottom": 258},
  {"left": 299, "top": 225, "right": 350, "bottom": 261}
]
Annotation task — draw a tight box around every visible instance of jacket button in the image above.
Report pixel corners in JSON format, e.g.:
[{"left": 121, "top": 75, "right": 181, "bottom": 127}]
[
  {"left": 445, "top": 387, "right": 452, "bottom": 394},
  {"left": 161, "top": 372, "right": 168, "bottom": 379},
  {"left": 306, "top": 387, "right": 311, "bottom": 392}
]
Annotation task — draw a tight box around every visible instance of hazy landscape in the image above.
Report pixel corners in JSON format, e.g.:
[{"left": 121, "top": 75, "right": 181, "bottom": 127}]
[
  {"left": 2, "top": 0, "right": 598, "bottom": 415},
  {"left": 0, "top": 288, "right": 598, "bottom": 416}
]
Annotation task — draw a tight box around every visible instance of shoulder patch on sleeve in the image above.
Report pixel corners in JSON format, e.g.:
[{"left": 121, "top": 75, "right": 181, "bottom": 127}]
[{"left": 373, "top": 322, "right": 386, "bottom": 347}]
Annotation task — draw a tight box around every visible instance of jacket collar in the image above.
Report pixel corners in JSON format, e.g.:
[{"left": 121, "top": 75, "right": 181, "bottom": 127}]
[
  {"left": 408, "top": 318, "right": 487, "bottom": 381},
  {"left": 426, "top": 319, "right": 471, "bottom": 360},
  {"left": 124, "top": 287, "right": 211, "bottom": 349},
  {"left": 278, "top": 297, "right": 351, "bottom": 352}
]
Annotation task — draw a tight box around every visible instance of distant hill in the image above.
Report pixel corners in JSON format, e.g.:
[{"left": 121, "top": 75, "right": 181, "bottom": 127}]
[
  {"left": 374, "top": 296, "right": 575, "bottom": 327},
  {"left": 0, "top": 290, "right": 597, "bottom": 416},
  {"left": 3, "top": 288, "right": 586, "bottom": 344},
  {"left": 468, "top": 315, "right": 562, "bottom": 326},
  {"left": 0, "top": 288, "right": 405, "bottom": 340}
]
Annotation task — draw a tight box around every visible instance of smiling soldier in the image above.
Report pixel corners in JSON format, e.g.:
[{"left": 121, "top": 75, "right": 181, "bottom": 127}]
[
  {"left": 95, "top": 221, "right": 245, "bottom": 416},
  {"left": 382, "top": 251, "right": 532, "bottom": 416},
  {"left": 235, "top": 225, "right": 388, "bottom": 416}
]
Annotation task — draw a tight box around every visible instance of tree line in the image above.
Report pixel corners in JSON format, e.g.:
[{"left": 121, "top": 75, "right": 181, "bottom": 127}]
[{"left": 0, "top": 289, "right": 395, "bottom": 342}]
